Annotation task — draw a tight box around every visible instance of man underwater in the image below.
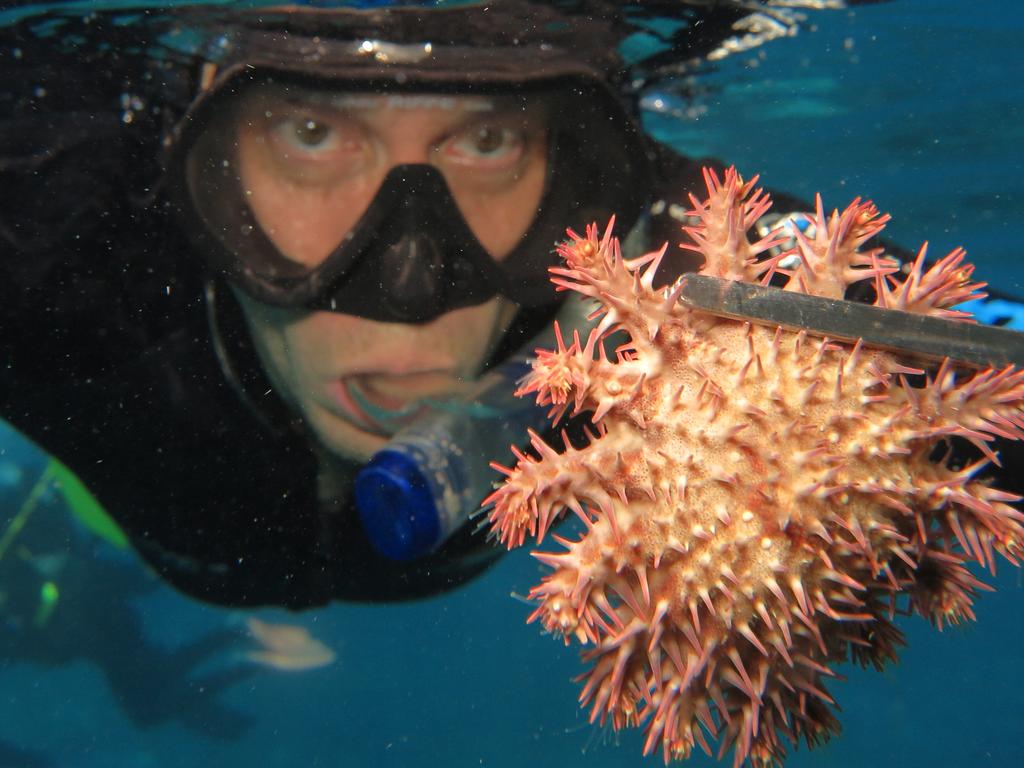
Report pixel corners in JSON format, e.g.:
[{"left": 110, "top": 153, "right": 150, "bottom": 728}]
[{"left": 3, "top": 0, "right": 1021, "bottom": 609}]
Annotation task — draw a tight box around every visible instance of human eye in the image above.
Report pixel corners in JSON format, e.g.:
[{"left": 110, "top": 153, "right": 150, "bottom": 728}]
[
  {"left": 274, "top": 114, "right": 333, "bottom": 150},
  {"left": 439, "top": 121, "right": 528, "bottom": 170},
  {"left": 272, "top": 114, "right": 340, "bottom": 155},
  {"left": 259, "top": 105, "right": 370, "bottom": 181}
]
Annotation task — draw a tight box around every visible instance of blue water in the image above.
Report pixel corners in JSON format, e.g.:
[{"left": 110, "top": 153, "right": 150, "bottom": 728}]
[{"left": 1, "top": 1, "right": 1022, "bottom": 767}]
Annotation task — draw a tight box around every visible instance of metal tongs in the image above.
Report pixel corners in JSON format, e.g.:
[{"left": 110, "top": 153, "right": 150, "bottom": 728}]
[{"left": 676, "top": 274, "right": 1024, "bottom": 370}]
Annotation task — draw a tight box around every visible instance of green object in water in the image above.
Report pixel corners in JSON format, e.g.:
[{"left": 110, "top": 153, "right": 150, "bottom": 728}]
[
  {"left": 33, "top": 580, "right": 59, "bottom": 628},
  {"left": 48, "top": 459, "right": 128, "bottom": 550},
  {"left": 0, "top": 464, "right": 51, "bottom": 562}
]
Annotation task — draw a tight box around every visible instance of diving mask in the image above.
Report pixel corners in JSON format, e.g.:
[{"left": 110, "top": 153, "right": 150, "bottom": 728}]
[{"left": 168, "top": 71, "right": 650, "bottom": 322}]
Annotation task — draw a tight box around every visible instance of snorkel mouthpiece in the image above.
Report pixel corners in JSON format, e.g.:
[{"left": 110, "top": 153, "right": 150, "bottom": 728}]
[
  {"left": 354, "top": 299, "right": 588, "bottom": 561},
  {"left": 354, "top": 348, "right": 545, "bottom": 562}
]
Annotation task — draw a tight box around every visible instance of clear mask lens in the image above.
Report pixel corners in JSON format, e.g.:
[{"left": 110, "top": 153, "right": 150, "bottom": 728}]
[{"left": 184, "top": 82, "right": 550, "bottom": 279}]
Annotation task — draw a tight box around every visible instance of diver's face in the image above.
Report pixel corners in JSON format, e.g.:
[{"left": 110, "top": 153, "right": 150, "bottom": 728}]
[{"left": 230, "top": 90, "right": 548, "bottom": 462}]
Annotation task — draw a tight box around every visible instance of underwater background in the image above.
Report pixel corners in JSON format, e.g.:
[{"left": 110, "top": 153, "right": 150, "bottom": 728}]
[{"left": 0, "top": 0, "right": 1022, "bottom": 766}]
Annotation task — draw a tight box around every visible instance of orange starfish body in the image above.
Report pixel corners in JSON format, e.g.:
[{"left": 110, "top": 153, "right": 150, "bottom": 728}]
[{"left": 485, "top": 167, "right": 1024, "bottom": 766}]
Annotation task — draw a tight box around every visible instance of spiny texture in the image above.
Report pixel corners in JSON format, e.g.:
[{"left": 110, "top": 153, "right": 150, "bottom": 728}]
[{"left": 484, "top": 167, "right": 1024, "bottom": 766}]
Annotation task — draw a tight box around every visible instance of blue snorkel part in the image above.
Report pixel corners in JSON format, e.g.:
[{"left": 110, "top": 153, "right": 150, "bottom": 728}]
[{"left": 354, "top": 298, "right": 590, "bottom": 561}]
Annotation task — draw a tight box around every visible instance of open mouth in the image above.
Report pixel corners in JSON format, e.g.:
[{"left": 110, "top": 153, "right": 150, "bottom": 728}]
[
  {"left": 334, "top": 378, "right": 428, "bottom": 437},
  {"left": 347, "top": 380, "right": 425, "bottom": 431},
  {"left": 330, "top": 372, "right": 497, "bottom": 439}
]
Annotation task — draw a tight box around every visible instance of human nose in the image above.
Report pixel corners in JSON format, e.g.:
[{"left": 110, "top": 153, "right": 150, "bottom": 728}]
[{"left": 386, "top": 142, "right": 434, "bottom": 166}]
